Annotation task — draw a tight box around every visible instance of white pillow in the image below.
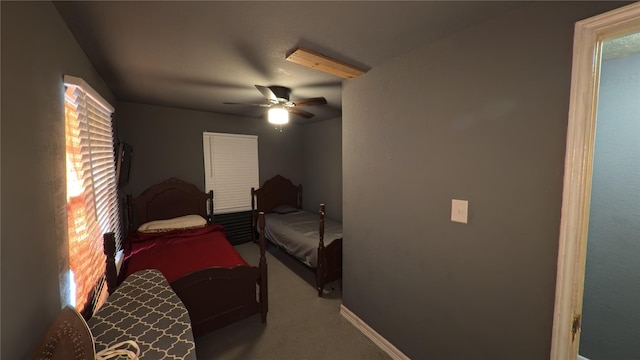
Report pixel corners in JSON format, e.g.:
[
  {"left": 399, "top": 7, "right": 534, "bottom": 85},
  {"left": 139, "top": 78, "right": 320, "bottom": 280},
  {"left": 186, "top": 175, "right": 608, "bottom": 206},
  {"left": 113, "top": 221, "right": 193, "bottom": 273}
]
[{"left": 137, "top": 214, "right": 207, "bottom": 233}]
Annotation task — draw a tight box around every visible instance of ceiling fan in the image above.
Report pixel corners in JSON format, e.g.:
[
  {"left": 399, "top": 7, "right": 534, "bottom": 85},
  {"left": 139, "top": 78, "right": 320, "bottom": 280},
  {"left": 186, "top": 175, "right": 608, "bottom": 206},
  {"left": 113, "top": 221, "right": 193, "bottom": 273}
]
[{"left": 223, "top": 85, "right": 327, "bottom": 124}]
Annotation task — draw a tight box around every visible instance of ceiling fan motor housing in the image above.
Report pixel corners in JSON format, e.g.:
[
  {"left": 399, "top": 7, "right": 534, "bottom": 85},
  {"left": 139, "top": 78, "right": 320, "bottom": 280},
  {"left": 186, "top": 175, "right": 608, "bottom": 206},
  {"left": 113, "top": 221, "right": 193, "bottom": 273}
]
[
  {"left": 224, "top": 84, "right": 326, "bottom": 119},
  {"left": 269, "top": 86, "right": 291, "bottom": 101}
]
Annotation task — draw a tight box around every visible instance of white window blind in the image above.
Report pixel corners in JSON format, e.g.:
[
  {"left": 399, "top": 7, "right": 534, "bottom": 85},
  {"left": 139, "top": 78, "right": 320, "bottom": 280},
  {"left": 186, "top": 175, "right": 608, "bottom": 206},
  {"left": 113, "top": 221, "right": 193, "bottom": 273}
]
[
  {"left": 203, "top": 132, "right": 259, "bottom": 214},
  {"left": 64, "top": 75, "right": 121, "bottom": 313}
]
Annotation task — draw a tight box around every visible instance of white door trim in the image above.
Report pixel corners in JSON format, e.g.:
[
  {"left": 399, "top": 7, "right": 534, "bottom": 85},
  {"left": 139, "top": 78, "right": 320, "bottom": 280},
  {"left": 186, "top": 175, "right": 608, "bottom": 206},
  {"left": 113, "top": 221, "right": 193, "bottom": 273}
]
[{"left": 550, "top": 3, "right": 640, "bottom": 359}]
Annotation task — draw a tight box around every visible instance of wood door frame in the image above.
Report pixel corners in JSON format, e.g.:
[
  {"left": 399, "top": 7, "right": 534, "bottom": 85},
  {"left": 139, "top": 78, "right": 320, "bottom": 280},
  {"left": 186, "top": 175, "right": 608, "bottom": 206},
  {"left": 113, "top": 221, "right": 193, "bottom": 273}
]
[{"left": 550, "top": 2, "right": 640, "bottom": 359}]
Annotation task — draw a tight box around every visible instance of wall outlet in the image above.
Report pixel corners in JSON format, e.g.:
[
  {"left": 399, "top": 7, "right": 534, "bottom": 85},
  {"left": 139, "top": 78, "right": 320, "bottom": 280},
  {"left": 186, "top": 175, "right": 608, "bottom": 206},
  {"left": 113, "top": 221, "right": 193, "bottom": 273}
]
[{"left": 451, "top": 199, "right": 468, "bottom": 224}]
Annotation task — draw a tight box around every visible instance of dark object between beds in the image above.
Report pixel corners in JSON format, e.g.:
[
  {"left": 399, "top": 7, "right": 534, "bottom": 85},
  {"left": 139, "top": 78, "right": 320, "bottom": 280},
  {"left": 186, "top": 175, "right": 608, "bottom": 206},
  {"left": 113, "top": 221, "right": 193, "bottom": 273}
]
[
  {"left": 104, "top": 177, "right": 268, "bottom": 337},
  {"left": 251, "top": 174, "right": 342, "bottom": 297}
]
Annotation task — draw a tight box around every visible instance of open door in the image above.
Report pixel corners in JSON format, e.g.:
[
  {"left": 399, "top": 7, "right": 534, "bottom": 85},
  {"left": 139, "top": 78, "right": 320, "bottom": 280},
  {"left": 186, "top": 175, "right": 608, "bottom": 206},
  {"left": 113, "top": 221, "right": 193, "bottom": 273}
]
[{"left": 551, "top": 2, "right": 640, "bottom": 359}]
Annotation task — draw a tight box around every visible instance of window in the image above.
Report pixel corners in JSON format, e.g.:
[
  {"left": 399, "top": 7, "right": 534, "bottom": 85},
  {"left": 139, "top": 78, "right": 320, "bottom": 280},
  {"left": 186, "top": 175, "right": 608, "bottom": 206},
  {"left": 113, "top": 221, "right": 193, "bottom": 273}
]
[
  {"left": 64, "top": 75, "right": 121, "bottom": 315},
  {"left": 202, "top": 132, "right": 259, "bottom": 214}
]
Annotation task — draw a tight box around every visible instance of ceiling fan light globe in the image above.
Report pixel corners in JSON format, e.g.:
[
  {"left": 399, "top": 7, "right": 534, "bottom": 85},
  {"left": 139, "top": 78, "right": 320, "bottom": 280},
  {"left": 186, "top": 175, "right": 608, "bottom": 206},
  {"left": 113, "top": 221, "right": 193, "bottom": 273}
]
[{"left": 268, "top": 107, "right": 289, "bottom": 125}]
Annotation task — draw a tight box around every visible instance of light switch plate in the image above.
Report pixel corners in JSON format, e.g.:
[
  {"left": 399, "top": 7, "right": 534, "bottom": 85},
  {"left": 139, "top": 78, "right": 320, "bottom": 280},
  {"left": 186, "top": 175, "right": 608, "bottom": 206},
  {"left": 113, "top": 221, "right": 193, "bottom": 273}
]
[{"left": 451, "top": 199, "right": 468, "bottom": 224}]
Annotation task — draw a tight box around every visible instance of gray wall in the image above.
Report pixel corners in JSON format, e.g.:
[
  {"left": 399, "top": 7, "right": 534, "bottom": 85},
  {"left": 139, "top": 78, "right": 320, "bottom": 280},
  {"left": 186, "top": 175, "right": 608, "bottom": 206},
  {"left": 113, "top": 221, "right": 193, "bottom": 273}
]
[
  {"left": 341, "top": 2, "right": 629, "bottom": 359},
  {"left": 301, "top": 117, "right": 343, "bottom": 221},
  {"left": 1, "top": 2, "right": 116, "bottom": 359},
  {"left": 115, "top": 102, "right": 305, "bottom": 197},
  {"left": 580, "top": 52, "right": 640, "bottom": 360}
]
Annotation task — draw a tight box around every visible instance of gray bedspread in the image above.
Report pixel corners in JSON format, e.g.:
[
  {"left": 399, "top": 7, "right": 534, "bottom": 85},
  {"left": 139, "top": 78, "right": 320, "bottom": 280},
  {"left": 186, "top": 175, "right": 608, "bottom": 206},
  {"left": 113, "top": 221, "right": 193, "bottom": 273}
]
[
  {"left": 88, "top": 269, "right": 196, "bottom": 360},
  {"left": 264, "top": 210, "right": 342, "bottom": 268}
]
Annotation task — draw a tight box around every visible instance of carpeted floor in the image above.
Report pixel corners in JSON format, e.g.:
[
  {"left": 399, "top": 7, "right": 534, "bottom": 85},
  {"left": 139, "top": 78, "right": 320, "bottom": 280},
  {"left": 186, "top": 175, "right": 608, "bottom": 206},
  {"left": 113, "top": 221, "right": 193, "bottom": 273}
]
[{"left": 195, "top": 242, "right": 391, "bottom": 360}]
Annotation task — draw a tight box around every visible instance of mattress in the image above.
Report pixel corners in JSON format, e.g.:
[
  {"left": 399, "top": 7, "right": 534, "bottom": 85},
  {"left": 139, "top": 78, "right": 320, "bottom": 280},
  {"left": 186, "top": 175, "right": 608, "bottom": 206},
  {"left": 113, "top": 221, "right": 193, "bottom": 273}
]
[
  {"left": 263, "top": 210, "right": 342, "bottom": 268},
  {"left": 121, "top": 223, "right": 248, "bottom": 283}
]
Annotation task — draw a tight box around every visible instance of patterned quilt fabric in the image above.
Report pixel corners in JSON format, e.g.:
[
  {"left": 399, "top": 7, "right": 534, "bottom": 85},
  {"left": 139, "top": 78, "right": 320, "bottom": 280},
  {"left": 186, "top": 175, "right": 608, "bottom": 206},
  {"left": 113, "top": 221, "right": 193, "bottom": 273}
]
[{"left": 88, "top": 269, "right": 196, "bottom": 359}]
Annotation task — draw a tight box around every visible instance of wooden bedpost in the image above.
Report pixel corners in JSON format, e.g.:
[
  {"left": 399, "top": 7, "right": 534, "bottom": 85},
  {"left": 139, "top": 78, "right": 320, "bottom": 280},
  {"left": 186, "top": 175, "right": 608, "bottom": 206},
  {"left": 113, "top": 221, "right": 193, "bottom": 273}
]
[
  {"left": 258, "top": 212, "right": 268, "bottom": 323},
  {"left": 317, "top": 203, "right": 326, "bottom": 297},
  {"left": 103, "top": 232, "right": 118, "bottom": 295},
  {"left": 251, "top": 187, "right": 257, "bottom": 243},
  {"left": 207, "top": 190, "right": 214, "bottom": 223},
  {"left": 126, "top": 194, "right": 134, "bottom": 234}
]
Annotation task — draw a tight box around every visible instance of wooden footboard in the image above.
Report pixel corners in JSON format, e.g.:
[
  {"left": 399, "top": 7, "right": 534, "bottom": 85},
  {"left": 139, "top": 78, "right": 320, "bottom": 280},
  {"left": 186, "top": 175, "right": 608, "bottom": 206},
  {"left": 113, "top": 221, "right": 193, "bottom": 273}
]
[
  {"left": 317, "top": 238, "right": 343, "bottom": 297},
  {"left": 171, "top": 267, "right": 260, "bottom": 337},
  {"left": 316, "top": 203, "right": 343, "bottom": 296}
]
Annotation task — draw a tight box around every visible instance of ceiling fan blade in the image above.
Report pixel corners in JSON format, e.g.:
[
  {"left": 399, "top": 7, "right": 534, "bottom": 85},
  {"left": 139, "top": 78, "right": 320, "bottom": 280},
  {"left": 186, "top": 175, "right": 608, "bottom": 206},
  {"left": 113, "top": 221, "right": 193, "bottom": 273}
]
[
  {"left": 223, "top": 102, "right": 271, "bottom": 107},
  {"left": 289, "top": 107, "right": 314, "bottom": 119},
  {"left": 292, "top": 97, "right": 327, "bottom": 107},
  {"left": 255, "top": 85, "right": 277, "bottom": 101}
]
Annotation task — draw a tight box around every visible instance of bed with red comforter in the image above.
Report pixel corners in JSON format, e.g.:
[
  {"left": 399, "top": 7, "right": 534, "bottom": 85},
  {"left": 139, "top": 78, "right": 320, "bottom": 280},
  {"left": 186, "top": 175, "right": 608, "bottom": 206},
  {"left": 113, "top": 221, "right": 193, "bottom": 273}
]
[
  {"left": 121, "top": 224, "right": 247, "bottom": 283},
  {"left": 103, "top": 177, "right": 268, "bottom": 337}
]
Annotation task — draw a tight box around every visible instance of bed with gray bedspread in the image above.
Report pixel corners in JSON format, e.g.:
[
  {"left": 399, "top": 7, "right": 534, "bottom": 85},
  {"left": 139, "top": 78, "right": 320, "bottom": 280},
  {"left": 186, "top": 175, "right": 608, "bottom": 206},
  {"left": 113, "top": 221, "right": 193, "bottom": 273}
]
[
  {"left": 264, "top": 210, "right": 343, "bottom": 268},
  {"left": 87, "top": 269, "right": 196, "bottom": 360},
  {"left": 252, "top": 174, "right": 343, "bottom": 297}
]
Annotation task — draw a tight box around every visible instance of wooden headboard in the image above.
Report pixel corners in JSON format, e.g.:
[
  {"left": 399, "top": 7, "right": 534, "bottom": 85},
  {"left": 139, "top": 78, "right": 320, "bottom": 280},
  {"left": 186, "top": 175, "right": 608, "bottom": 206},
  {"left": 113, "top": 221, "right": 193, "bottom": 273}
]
[
  {"left": 251, "top": 174, "right": 302, "bottom": 214},
  {"left": 127, "top": 177, "right": 213, "bottom": 232}
]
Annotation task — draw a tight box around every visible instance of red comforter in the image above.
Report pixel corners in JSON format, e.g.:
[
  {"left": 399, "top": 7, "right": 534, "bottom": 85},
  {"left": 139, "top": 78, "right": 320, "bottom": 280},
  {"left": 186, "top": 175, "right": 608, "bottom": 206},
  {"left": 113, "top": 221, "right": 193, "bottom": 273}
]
[{"left": 121, "top": 224, "right": 248, "bottom": 283}]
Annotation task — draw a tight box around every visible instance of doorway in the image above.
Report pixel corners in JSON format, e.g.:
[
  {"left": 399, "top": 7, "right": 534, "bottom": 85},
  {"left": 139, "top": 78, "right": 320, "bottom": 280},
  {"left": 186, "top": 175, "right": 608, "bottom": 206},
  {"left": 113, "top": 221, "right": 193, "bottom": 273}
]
[
  {"left": 579, "top": 29, "right": 640, "bottom": 360},
  {"left": 550, "top": 2, "right": 640, "bottom": 360}
]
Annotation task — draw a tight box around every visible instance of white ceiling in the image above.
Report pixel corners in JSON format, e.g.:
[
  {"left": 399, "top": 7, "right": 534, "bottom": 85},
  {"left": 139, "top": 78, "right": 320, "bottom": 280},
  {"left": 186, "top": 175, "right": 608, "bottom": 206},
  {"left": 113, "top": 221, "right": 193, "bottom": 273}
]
[{"left": 54, "top": 1, "right": 521, "bottom": 123}]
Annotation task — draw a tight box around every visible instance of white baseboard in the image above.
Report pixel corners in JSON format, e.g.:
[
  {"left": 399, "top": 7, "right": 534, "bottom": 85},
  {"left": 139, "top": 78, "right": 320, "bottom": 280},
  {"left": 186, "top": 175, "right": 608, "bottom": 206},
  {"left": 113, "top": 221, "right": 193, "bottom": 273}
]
[
  {"left": 578, "top": 356, "right": 590, "bottom": 360},
  {"left": 340, "top": 304, "right": 410, "bottom": 360}
]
